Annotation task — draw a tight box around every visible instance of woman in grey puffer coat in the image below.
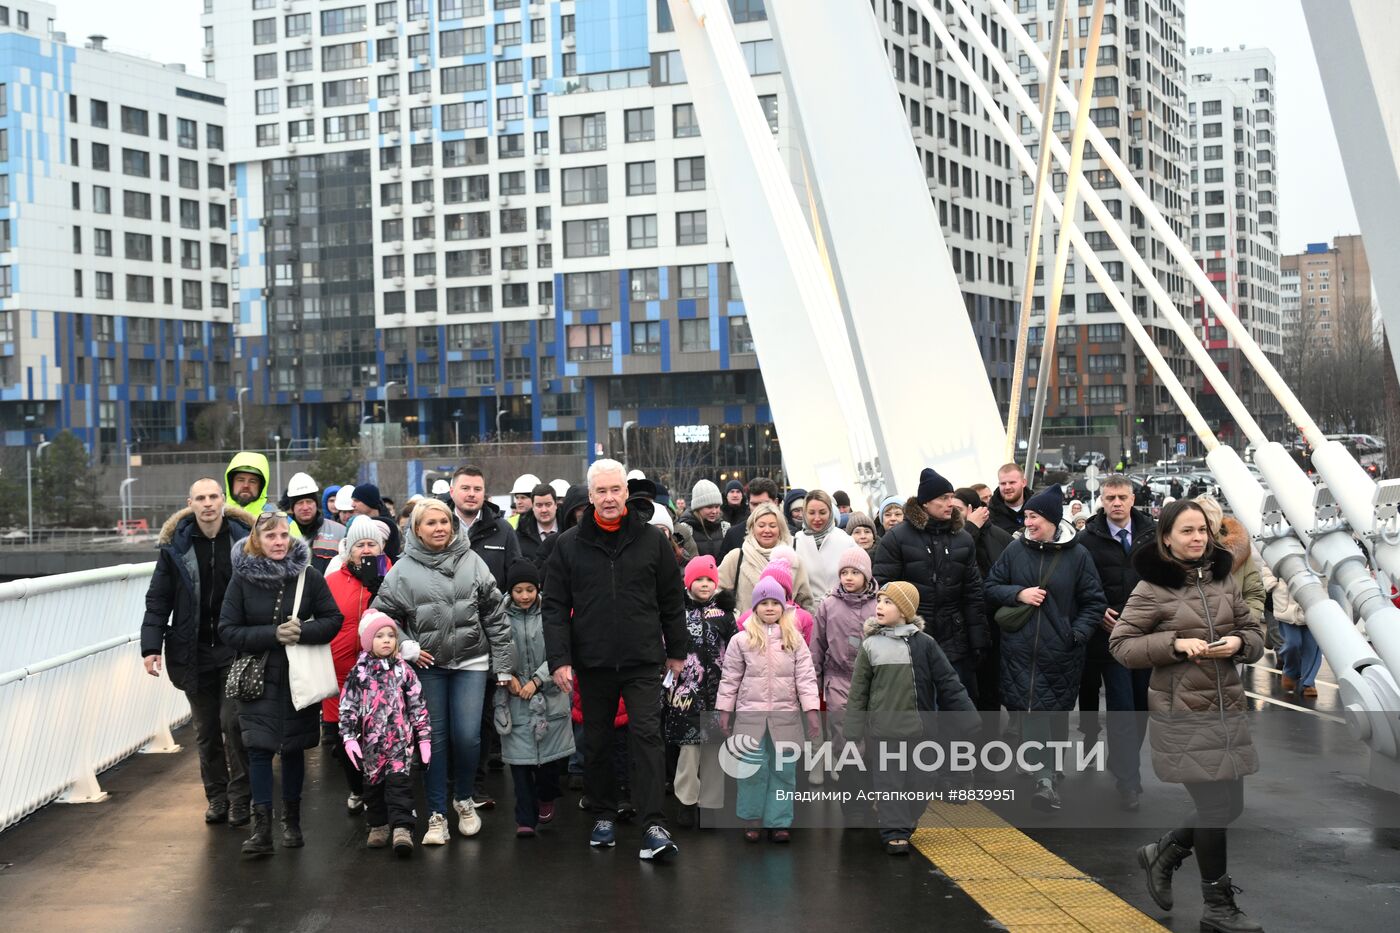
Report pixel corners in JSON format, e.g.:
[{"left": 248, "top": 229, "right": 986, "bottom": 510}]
[{"left": 372, "top": 499, "right": 511, "bottom": 845}]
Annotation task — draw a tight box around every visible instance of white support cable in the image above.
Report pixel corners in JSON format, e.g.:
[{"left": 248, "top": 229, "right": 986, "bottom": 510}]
[
  {"left": 983, "top": 0, "right": 1324, "bottom": 446},
  {"left": 925, "top": 9, "right": 1217, "bottom": 447},
  {"left": 1004, "top": 0, "right": 1070, "bottom": 463},
  {"left": 931, "top": 0, "right": 1264, "bottom": 445},
  {"left": 1024, "top": 0, "right": 1107, "bottom": 475}
]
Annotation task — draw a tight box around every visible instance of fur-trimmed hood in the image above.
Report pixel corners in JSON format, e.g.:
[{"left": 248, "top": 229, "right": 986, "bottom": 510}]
[
  {"left": 862, "top": 615, "right": 926, "bottom": 637},
  {"left": 232, "top": 536, "right": 311, "bottom": 589},
  {"left": 1132, "top": 541, "right": 1235, "bottom": 590},
  {"left": 158, "top": 504, "right": 256, "bottom": 546},
  {"left": 900, "top": 497, "right": 965, "bottom": 534},
  {"left": 1217, "top": 515, "right": 1253, "bottom": 573}
]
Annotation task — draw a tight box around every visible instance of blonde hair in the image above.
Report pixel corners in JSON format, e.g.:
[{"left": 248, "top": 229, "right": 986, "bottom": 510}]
[
  {"left": 1193, "top": 495, "right": 1224, "bottom": 537},
  {"left": 745, "top": 602, "right": 803, "bottom": 652},
  {"left": 745, "top": 502, "right": 791, "bottom": 545},
  {"left": 244, "top": 512, "right": 289, "bottom": 557},
  {"left": 411, "top": 497, "right": 455, "bottom": 533}
]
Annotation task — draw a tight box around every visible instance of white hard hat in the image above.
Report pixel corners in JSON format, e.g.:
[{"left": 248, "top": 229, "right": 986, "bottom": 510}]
[
  {"left": 431, "top": 479, "right": 450, "bottom": 495},
  {"left": 285, "top": 472, "right": 318, "bottom": 499},
  {"left": 333, "top": 486, "right": 356, "bottom": 512},
  {"left": 550, "top": 478, "right": 570, "bottom": 499},
  {"left": 512, "top": 473, "right": 542, "bottom": 495},
  {"left": 627, "top": 469, "right": 646, "bottom": 482}
]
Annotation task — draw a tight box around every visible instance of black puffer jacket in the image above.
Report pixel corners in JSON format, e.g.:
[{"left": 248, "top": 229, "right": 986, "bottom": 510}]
[
  {"left": 461, "top": 499, "right": 520, "bottom": 590},
  {"left": 965, "top": 519, "right": 1014, "bottom": 579},
  {"left": 675, "top": 509, "right": 728, "bottom": 561},
  {"left": 987, "top": 488, "right": 1029, "bottom": 536},
  {"left": 543, "top": 499, "right": 688, "bottom": 671},
  {"left": 871, "top": 498, "right": 989, "bottom": 664},
  {"left": 985, "top": 524, "right": 1106, "bottom": 711},
  {"left": 141, "top": 505, "right": 254, "bottom": 691},
  {"left": 218, "top": 538, "right": 342, "bottom": 753}
]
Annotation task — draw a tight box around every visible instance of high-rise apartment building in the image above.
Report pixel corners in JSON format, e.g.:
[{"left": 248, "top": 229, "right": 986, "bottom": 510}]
[
  {"left": 1281, "top": 235, "right": 1373, "bottom": 352},
  {"left": 1015, "top": 0, "right": 1197, "bottom": 461},
  {"left": 1187, "top": 45, "right": 1283, "bottom": 440},
  {"left": 1, "top": 2, "right": 233, "bottom": 453}
]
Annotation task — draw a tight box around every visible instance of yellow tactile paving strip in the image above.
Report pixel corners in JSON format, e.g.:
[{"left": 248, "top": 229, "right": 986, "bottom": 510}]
[{"left": 911, "top": 801, "right": 1168, "bottom": 932}]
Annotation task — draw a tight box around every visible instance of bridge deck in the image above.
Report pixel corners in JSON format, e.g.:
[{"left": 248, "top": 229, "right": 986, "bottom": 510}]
[{"left": 2, "top": 664, "right": 1398, "bottom": 932}]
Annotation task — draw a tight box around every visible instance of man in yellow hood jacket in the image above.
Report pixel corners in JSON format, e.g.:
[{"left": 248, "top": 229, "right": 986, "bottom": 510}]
[{"left": 224, "top": 451, "right": 271, "bottom": 516}]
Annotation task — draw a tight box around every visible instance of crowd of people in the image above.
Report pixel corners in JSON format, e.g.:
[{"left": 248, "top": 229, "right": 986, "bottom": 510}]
[{"left": 139, "top": 452, "right": 1292, "bottom": 932}]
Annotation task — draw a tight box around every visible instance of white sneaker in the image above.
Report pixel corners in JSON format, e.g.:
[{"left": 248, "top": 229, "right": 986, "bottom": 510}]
[
  {"left": 453, "top": 798, "right": 482, "bottom": 837},
  {"left": 422, "top": 812, "right": 450, "bottom": 845},
  {"left": 346, "top": 793, "right": 364, "bottom": 814}
]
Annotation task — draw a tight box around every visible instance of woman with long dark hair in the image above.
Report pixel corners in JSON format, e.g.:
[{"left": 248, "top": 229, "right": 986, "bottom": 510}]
[{"left": 1110, "top": 499, "right": 1266, "bottom": 933}]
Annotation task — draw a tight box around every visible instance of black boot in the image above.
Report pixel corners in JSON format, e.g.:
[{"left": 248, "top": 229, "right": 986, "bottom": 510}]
[
  {"left": 241, "top": 804, "right": 274, "bottom": 856},
  {"left": 1201, "top": 876, "right": 1264, "bottom": 932},
  {"left": 280, "top": 800, "right": 304, "bottom": 848},
  {"left": 1136, "top": 831, "right": 1192, "bottom": 910},
  {"left": 229, "top": 800, "right": 251, "bottom": 828},
  {"left": 204, "top": 799, "right": 229, "bottom": 824}
]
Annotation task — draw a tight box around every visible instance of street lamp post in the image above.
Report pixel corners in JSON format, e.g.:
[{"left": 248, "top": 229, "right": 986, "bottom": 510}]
[
  {"left": 27, "top": 439, "right": 52, "bottom": 541},
  {"left": 452, "top": 408, "right": 464, "bottom": 455},
  {"left": 622, "top": 420, "right": 636, "bottom": 470},
  {"left": 236, "top": 386, "right": 251, "bottom": 450},
  {"left": 272, "top": 435, "right": 282, "bottom": 499},
  {"left": 382, "top": 381, "right": 400, "bottom": 425}
]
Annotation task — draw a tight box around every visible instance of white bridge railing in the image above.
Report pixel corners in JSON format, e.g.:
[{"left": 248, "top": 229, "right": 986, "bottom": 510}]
[{"left": 0, "top": 563, "right": 189, "bottom": 834}]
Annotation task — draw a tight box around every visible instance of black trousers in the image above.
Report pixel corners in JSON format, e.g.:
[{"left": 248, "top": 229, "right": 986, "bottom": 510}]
[
  {"left": 1171, "top": 778, "right": 1246, "bottom": 880},
  {"left": 185, "top": 666, "right": 249, "bottom": 806},
  {"left": 579, "top": 664, "right": 667, "bottom": 830},
  {"left": 364, "top": 771, "right": 415, "bottom": 830},
  {"left": 330, "top": 733, "right": 365, "bottom": 797},
  {"left": 511, "top": 758, "right": 566, "bottom": 828}
]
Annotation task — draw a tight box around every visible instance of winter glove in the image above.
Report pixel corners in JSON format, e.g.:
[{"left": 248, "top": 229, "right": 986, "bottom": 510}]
[
  {"left": 492, "top": 687, "right": 513, "bottom": 736},
  {"left": 343, "top": 738, "right": 362, "bottom": 768},
  {"left": 276, "top": 619, "right": 302, "bottom": 645},
  {"left": 804, "top": 710, "right": 822, "bottom": 742},
  {"left": 418, "top": 740, "right": 432, "bottom": 765}
]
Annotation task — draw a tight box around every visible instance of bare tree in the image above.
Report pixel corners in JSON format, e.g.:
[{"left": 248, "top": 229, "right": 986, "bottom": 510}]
[
  {"left": 627, "top": 427, "right": 714, "bottom": 499},
  {"left": 1285, "top": 300, "right": 1388, "bottom": 436}
]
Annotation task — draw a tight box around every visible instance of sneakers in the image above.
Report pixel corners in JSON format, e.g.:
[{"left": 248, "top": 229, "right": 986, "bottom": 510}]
[
  {"left": 346, "top": 794, "right": 365, "bottom": 815},
  {"left": 1031, "top": 779, "right": 1061, "bottom": 812},
  {"left": 367, "top": 825, "right": 391, "bottom": 848},
  {"left": 590, "top": 819, "right": 617, "bottom": 848},
  {"left": 538, "top": 801, "right": 556, "bottom": 824},
  {"left": 516, "top": 825, "right": 536, "bottom": 838},
  {"left": 639, "top": 825, "right": 679, "bottom": 861},
  {"left": 422, "top": 812, "right": 450, "bottom": 845},
  {"left": 392, "top": 827, "right": 414, "bottom": 857},
  {"left": 453, "top": 798, "right": 482, "bottom": 837},
  {"left": 471, "top": 791, "right": 496, "bottom": 810}
]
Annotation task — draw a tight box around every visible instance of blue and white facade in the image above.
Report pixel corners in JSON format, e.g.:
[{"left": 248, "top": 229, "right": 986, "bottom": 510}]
[{"left": 1, "top": 2, "right": 233, "bottom": 452}]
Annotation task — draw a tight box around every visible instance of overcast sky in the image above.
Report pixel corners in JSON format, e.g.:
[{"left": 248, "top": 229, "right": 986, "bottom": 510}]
[{"left": 56, "top": 0, "right": 1357, "bottom": 255}]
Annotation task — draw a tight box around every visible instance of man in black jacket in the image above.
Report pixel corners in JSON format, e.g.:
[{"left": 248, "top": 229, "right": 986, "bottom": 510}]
[
  {"left": 987, "top": 462, "right": 1035, "bottom": 535},
  {"left": 718, "top": 476, "right": 780, "bottom": 559},
  {"left": 446, "top": 465, "right": 521, "bottom": 590},
  {"left": 140, "top": 478, "right": 253, "bottom": 826},
  {"left": 1076, "top": 474, "right": 1156, "bottom": 811},
  {"left": 545, "top": 459, "right": 686, "bottom": 862},
  {"left": 516, "top": 482, "right": 561, "bottom": 568},
  {"left": 872, "top": 468, "right": 989, "bottom": 700}
]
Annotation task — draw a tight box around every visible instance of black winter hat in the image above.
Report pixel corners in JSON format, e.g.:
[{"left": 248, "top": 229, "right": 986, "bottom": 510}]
[
  {"left": 916, "top": 468, "right": 954, "bottom": 504},
  {"left": 506, "top": 559, "right": 541, "bottom": 590},
  {"left": 724, "top": 479, "right": 745, "bottom": 495},
  {"left": 1024, "top": 488, "right": 1064, "bottom": 527},
  {"left": 352, "top": 483, "right": 385, "bottom": 513}
]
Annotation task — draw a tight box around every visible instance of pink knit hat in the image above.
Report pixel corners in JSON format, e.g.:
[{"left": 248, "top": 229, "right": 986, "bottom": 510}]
[
  {"left": 838, "top": 546, "right": 872, "bottom": 582},
  {"left": 761, "top": 557, "right": 795, "bottom": 601},
  {"left": 358, "top": 609, "right": 400, "bottom": 654},
  {"left": 684, "top": 554, "right": 719, "bottom": 591}
]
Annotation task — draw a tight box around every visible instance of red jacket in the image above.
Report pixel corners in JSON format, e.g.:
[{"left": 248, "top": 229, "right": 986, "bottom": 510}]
[
  {"left": 323, "top": 558, "right": 392, "bottom": 722},
  {"left": 571, "top": 673, "right": 628, "bottom": 728}
]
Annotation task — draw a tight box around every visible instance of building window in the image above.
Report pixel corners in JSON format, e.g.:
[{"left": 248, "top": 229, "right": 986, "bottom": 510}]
[
  {"left": 321, "top": 6, "right": 367, "bottom": 35},
  {"left": 256, "top": 87, "right": 280, "bottom": 115},
  {"left": 561, "top": 165, "right": 608, "bottom": 205},
  {"left": 679, "top": 318, "right": 709, "bottom": 352},
  {"left": 625, "top": 107, "right": 654, "bottom": 142},
  {"left": 674, "top": 156, "right": 705, "bottom": 192},
  {"left": 285, "top": 12, "right": 311, "bottom": 37},
  {"left": 121, "top": 148, "right": 150, "bottom": 177},
  {"left": 678, "top": 264, "right": 708, "bottom": 298},
  {"left": 561, "top": 113, "right": 607, "bottom": 153},
  {"left": 566, "top": 323, "right": 612, "bottom": 361},
  {"left": 90, "top": 99, "right": 109, "bottom": 128},
  {"left": 673, "top": 103, "right": 699, "bottom": 138},
  {"left": 758, "top": 94, "right": 778, "bottom": 133},
  {"left": 255, "top": 53, "right": 279, "bottom": 79},
  {"left": 441, "top": 63, "right": 487, "bottom": 93},
  {"left": 253, "top": 17, "right": 277, "bottom": 44},
  {"left": 631, "top": 321, "right": 661, "bottom": 355},
  {"left": 257, "top": 123, "right": 280, "bottom": 147},
  {"left": 94, "top": 228, "right": 113, "bottom": 256},
  {"left": 123, "top": 190, "right": 152, "bottom": 219},
  {"left": 676, "top": 210, "right": 707, "bottom": 246},
  {"left": 564, "top": 271, "right": 611, "bottom": 309},
  {"left": 728, "top": 315, "right": 754, "bottom": 353},
  {"left": 440, "top": 26, "right": 486, "bottom": 56},
  {"left": 322, "top": 42, "right": 369, "bottom": 71},
  {"left": 562, "top": 218, "right": 609, "bottom": 258},
  {"left": 96, "top": 271, "right": 114, "bottom": 299},
  {"left": 626, "top": 161, "right": 655, "bottom": 196},
  {"left": 628, "top": 214, "right": 657, "bottom": 249},
  {"left": 126, "top": 274, "right": 155, "bottom": 303}
]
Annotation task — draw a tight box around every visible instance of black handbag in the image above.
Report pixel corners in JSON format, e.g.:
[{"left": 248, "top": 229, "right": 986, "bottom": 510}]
[
  {"left": 993, "top": 552, "right": 1064, "bottom": 634},
  {"left": 225, "top": 652, "right": 267, "bottom": 701}
]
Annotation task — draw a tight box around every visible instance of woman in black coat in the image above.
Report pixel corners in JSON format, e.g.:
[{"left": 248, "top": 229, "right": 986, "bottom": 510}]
[{"left": 219, "top": 511, "right": 341, "bottom": 856}]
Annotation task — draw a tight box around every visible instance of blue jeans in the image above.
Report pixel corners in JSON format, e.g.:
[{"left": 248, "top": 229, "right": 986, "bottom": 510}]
[
  {"left": 418, "top": 667, "right": 488, "bottom": 815},
  {"left": 1103, "top": 662, "right": 1150, "bottom": 792},
  {"left": 247, "top": 747, "right": 305, "bottom": 807},
  {"left": 1279, "top": 622, "right": 1323, "bottom": 687}
]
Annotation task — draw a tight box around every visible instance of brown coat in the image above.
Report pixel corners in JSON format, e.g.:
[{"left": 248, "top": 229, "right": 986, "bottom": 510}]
[
  {"left": 1109, "top": 545, "right": 1266, "bottom": 784},
  {"left": 1218, "top": 515, "right": 1266, "bottom": 623}
]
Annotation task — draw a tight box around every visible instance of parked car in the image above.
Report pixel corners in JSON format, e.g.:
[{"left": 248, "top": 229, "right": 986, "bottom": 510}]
[{"left": 1076, "top": 452, "right": 1107, "bottom": 471}]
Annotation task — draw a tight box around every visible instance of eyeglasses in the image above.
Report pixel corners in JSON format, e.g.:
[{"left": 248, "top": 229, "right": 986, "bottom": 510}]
[{"left": 255, "top": 510, "right": 289, "bottom": 527}]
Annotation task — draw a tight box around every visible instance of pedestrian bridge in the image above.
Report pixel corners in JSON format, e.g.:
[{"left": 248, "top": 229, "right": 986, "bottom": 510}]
[{"left": 3, "top": 563, "right": 1399, "bottom": 933}]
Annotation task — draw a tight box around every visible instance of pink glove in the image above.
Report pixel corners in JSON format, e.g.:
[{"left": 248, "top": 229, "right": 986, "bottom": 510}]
[
  {"left": 343, "top": 738, "right": 362, "bottom": 768},
  {"left": 418, "top": 740, "right": 432, "bottom": 765},
  {"left": 804, "top": 710, "right": 822, "bottom": 742}
]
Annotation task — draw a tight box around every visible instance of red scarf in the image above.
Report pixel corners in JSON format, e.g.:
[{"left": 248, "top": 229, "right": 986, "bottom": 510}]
[{"left": 594, "top": 507, "right": 627, "bottom": 533}]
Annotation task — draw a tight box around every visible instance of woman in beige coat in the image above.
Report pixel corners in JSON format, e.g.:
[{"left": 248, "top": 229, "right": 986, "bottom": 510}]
[
  {"left": 1110, "top": 499, "right": 1267, "bottom": 933},
  {"left": 718, "top": 503, "right": 814, "bottom": 614}
]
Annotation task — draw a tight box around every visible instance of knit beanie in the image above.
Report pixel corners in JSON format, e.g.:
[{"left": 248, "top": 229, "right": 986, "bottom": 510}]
[
  {"left": 684, "top": 554, "right": 720, "bottom": 590},
  {"left": 506, "top": 558, "right": 540, "bottom": 591},
  {"left": 751, "top": 576, "right": 787, "bottom": 611},
  {"left": 833, "top": 490, "right": 851, "bottom": 509},
  {"left": 916, "top": 468, "right": 954, "bottom": 504},
  {"left": 878, "top": 495, "right": 903, "bottom": 519},
  {"left": 724, "top": 479, "right": 745, "bottom": 496},
  {"left": 690, "top": 479, "right": 722, "bottom": 510},
  {"left": 1024, "top": 487, "right": 1064, "bottom": 527},
  {"left": 352, "top": 483, "right": 385, "bottom": 513},
  {"left": 837, "top": 546, "right": 872, "bottom": 583},
  {"left": 879, "top": 582, "right": 920, "bottom": 622},
  {"left": 358, "top": 609, "right": 400, "bottom": 654},
  {"left": 761, "top": 557, "right": 795, "bottom": 601},
  {"left": 344, "top": 514, "right": 389, "bottom": 550},
  {"left": 845, "top": 511, "right": 877, "bottom": 539}
]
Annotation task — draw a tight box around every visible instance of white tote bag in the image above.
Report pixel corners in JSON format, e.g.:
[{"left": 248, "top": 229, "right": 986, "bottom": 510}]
[{"left": 284, "top": 570, "right": 339, "bottom": 711}]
